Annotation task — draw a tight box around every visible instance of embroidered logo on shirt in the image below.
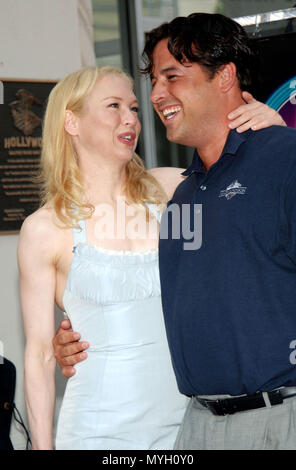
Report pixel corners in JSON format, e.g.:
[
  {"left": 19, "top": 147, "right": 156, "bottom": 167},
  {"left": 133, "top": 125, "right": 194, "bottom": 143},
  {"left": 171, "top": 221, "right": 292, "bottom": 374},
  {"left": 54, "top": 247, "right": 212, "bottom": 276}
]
[{"left": 219, "top": 180, "right": 247, "bottom": 200}]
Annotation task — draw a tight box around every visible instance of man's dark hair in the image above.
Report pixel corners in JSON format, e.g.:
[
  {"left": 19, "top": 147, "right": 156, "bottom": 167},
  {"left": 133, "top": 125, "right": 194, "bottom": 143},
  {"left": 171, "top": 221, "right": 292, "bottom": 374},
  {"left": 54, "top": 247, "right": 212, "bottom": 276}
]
[{"left": 141, "top": 13, "right": 260, "bottom": 93}]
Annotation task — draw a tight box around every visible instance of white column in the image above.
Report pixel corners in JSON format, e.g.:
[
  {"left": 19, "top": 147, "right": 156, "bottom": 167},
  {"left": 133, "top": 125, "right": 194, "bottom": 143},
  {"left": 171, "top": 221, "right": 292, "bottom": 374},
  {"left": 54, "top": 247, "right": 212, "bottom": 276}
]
[{"left": 78, "top": 0, "right": 96, "bottom": 67}]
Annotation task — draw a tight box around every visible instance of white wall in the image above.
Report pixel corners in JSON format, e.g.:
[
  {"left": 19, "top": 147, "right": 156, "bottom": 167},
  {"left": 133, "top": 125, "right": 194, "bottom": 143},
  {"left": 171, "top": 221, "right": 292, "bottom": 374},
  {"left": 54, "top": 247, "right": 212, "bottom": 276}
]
[
  {"left": 0, "top": 0, "right": 81, "bottom": 80},
  {"left": 0, "top": 0, "right": 95, "bottom": 450}
]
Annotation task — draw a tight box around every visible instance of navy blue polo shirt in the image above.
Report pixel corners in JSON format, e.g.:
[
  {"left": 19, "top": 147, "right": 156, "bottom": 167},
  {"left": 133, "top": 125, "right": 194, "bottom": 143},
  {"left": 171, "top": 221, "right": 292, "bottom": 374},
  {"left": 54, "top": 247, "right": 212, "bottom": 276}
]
[{"left": 159, "top": 126, "right": 296, "bottom": 396}]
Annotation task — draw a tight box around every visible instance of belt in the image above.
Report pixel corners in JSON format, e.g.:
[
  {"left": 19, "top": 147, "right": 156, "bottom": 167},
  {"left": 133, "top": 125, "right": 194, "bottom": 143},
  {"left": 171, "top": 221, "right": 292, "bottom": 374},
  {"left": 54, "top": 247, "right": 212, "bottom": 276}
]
[{"left": 196, "top": 387, "right": 296, "bottom": 416}]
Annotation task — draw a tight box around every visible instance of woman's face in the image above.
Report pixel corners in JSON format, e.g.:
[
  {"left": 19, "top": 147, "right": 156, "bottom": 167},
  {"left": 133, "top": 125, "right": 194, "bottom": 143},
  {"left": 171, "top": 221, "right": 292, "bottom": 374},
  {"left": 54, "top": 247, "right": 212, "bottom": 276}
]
[{"left": 74, "top": 74, "right": 141, "bottom": 163}]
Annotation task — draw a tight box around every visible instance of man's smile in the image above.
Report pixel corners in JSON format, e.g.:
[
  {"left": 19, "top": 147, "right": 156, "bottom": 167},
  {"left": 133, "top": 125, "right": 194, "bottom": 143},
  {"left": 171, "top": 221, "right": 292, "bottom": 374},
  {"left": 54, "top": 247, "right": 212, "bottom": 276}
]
[{"left": 159, "top": 105, "right": 182, "bottom": 123}]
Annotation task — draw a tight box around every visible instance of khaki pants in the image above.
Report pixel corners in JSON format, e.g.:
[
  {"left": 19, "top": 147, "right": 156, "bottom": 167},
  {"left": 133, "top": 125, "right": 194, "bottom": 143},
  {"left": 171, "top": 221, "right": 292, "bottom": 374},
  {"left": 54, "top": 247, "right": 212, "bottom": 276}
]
[{"left": 174, "top": 395, "right": 296, "bottom": 450}]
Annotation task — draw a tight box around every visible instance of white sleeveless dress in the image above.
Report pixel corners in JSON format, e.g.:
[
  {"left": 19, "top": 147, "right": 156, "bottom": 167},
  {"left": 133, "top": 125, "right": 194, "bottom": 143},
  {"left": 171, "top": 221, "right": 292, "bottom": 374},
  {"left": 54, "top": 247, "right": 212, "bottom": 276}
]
[{"left": 55, "top": 205, "right": 188, "bottom": 450}]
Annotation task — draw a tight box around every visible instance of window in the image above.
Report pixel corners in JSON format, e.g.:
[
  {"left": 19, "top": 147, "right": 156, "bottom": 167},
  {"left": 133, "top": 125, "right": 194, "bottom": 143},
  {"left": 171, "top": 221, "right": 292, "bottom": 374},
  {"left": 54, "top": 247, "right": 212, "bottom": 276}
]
[{"left": 92, "top": 0, "right": 122, "bottom": 67}]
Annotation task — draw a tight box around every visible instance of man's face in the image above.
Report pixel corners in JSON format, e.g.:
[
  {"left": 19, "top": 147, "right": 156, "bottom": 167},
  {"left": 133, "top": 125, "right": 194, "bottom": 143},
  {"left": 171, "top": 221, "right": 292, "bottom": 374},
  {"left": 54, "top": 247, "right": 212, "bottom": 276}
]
[{"left": 150, "top": 39, "right": 221, "bottom": 148}]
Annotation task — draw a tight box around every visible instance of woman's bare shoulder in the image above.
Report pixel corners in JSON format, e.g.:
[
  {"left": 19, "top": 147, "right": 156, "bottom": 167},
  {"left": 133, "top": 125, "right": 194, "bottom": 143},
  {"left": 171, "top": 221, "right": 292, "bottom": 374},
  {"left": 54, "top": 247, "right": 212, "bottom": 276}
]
[
  {"left": 19, "top": 205, "right": 65, "bottom": 255},
  {"left": 148, "top": 167, "right": 186, "bottom": 199},
  {"left": 20, "top": 205, "right": 57, "bottom": 236}
]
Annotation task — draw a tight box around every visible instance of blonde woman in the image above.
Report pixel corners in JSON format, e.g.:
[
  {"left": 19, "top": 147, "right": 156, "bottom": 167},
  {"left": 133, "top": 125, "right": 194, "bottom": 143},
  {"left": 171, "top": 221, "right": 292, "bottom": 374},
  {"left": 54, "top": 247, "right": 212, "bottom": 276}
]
[{"left": 18, "top": 66, "right": 285, "bottom": 450}]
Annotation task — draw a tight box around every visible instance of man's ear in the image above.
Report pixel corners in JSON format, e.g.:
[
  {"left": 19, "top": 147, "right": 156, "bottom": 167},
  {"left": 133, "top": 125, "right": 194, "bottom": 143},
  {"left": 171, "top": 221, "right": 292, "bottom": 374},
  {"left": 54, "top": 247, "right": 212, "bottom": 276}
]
[
  {"left": 64, "top": 110, "right": 79, "bottom": 136},
  {"left": 218, "top": 62, "right": 237, "bottom": 93}
]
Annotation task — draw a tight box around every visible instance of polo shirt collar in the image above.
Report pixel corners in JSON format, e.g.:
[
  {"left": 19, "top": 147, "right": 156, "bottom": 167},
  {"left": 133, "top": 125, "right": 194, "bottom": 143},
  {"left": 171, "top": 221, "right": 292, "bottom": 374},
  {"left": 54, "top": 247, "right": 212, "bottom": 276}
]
[{"left": 182, "top": 129, "right": 252, "bottom": 176}]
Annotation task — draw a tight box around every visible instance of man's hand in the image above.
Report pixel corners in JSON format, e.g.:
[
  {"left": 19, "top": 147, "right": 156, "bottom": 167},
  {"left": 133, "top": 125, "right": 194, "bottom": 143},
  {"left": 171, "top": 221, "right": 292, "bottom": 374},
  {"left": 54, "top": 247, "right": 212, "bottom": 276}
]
[
  {"left": 53, "top": 318, "right": 89, "bottom": 378},
  {"left": 228, "top": 91, "right": 286, "bottom": 133}
]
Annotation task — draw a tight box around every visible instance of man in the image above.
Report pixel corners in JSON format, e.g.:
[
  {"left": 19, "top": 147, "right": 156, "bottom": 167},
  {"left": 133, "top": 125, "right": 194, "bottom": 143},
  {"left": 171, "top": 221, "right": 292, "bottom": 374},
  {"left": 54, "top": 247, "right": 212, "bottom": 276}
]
[{"left": 53, "top": 13, "right": 295, "bottom": 449}]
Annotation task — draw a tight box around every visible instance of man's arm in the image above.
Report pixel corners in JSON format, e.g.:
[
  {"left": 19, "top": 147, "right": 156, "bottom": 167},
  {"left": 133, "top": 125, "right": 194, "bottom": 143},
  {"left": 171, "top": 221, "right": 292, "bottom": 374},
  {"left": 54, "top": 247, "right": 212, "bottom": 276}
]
[{"left": 53, "top": 319, "right": 89, "bottom": 378}]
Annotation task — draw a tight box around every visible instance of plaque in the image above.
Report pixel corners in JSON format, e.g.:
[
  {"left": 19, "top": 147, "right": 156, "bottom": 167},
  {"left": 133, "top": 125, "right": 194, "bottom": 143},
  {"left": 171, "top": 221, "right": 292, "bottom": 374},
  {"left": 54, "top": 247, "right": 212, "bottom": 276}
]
[{"left": 0, "top": 80, "right": 56, "bottom": 233}]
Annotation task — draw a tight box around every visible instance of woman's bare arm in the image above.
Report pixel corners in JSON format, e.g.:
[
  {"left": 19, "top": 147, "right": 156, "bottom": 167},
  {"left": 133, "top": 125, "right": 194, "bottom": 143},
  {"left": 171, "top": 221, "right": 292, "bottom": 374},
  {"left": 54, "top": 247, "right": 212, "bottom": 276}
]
[
  {"left": 18, "top": 211, "right": 57, "bottom": 450},
  {"left": 228, "top": 91, "right": 286, "bottom": 133},
  {"left": 149, "top": 167, "right": 185, "bottom": 201}
]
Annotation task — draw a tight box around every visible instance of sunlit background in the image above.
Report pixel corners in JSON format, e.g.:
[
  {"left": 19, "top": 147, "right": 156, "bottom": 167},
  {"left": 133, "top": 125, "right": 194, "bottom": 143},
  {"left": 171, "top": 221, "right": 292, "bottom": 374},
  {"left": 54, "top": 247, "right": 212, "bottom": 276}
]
[{"left": 93, "top": 0, "right": 296, "bottom": 68}]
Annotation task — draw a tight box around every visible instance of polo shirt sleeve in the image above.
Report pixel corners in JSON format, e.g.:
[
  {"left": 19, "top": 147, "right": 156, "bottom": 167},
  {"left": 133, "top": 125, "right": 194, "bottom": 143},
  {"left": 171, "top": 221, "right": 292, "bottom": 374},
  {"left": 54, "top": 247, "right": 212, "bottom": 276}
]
[{"left": 282, "top": 169, "right": 296, "bottom": 265}]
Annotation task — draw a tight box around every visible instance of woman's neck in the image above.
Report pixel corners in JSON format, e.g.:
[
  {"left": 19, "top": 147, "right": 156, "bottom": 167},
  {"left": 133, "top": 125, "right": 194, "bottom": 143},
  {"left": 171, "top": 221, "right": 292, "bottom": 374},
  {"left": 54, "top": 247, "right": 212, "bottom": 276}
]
[{"left": 80, "top": 158, "right": 128, "bottom": 206}]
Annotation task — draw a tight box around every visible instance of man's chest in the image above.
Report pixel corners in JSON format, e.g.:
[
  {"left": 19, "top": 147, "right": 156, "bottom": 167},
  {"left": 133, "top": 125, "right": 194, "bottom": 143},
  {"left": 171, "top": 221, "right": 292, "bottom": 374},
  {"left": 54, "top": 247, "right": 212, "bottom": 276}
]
[{"left": 169, "top": 167, "right": 282, "bottom": 250}]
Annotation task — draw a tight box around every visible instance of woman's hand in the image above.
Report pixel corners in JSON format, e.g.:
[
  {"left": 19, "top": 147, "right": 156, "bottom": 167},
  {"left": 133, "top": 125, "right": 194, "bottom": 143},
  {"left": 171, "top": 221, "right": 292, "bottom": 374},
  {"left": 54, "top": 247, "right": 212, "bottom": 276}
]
[{"left": 228, "top": 91, "right": 286, "bottom": 133}]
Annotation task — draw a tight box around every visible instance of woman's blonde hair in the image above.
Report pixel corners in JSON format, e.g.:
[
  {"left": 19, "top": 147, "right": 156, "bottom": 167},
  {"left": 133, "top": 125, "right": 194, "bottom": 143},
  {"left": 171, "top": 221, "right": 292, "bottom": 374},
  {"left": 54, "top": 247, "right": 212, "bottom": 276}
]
[{"left": 39, "top": 66, "right": 167, "bottom": 227}]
